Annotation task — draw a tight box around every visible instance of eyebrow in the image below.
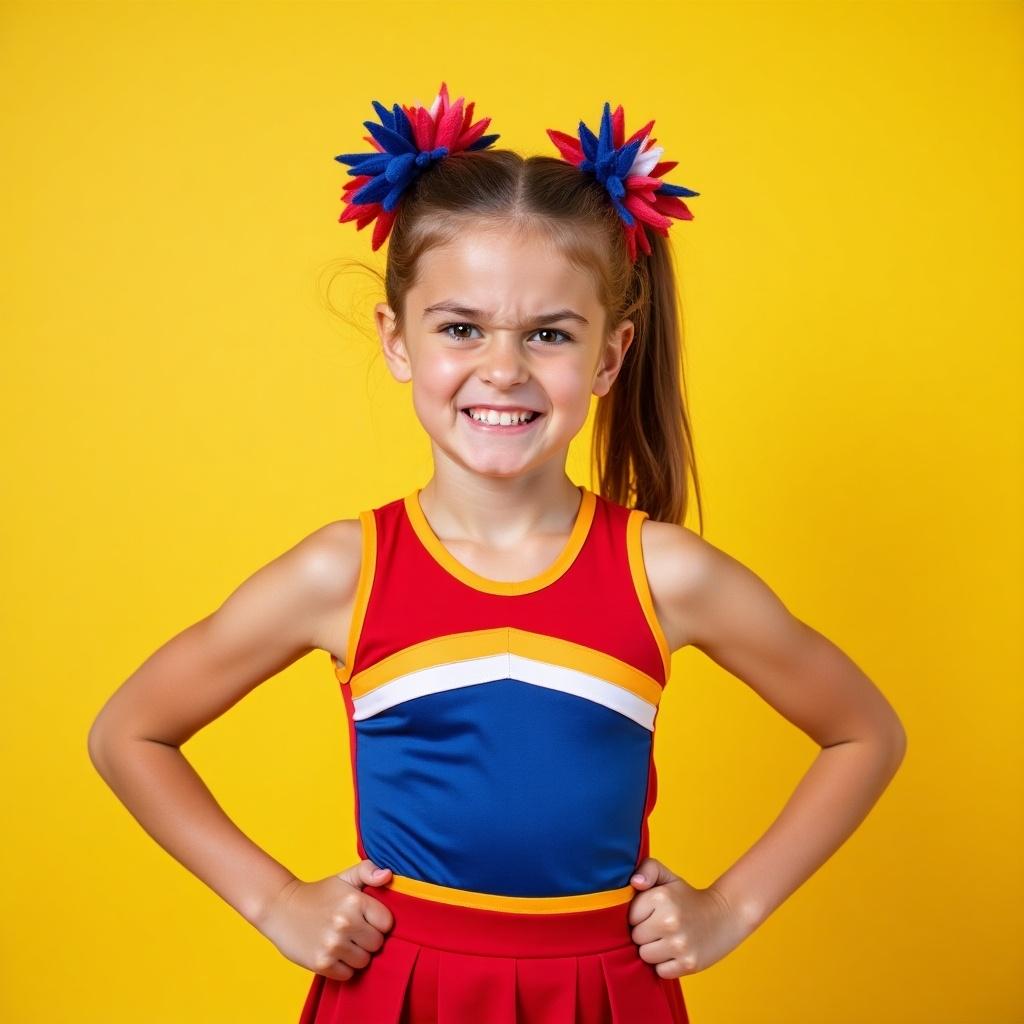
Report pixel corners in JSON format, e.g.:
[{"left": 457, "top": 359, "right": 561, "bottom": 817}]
[{"left": 422, "top": 300, "right": 590, "bottom": 328}]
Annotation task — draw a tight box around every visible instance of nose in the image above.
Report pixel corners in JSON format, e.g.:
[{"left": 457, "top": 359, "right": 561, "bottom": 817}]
[{"left": 478, "top": 333, "right": 529, "bottom": 387}]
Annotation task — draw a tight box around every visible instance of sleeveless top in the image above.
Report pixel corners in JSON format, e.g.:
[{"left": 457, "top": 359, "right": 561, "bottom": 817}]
[{"left": 330, "top": 484, "right": 673, "bottom": 914}]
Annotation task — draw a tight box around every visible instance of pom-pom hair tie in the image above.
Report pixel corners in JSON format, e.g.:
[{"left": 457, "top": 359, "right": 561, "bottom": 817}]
[
  {"left": 334, "top": 81, "right": 501, "bottom": 251},
  {"left": 546, "top": 101, "right": 700, "bottom": 263}
]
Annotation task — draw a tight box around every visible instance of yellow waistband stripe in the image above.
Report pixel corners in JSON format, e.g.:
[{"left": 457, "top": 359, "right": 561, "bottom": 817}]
[{"left": 384, "top": 872, "right": 636, "bottom": 913}]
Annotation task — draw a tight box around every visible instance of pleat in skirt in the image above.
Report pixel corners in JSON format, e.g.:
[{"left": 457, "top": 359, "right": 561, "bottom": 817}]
[{"left": 297, "top": 876, "right": 689, "bottom": 1024}]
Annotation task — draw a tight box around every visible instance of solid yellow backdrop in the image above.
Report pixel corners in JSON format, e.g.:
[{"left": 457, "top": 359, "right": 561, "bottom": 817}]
[{"left": 1, "top": 1, "right": 1020, "bottom": 1022}]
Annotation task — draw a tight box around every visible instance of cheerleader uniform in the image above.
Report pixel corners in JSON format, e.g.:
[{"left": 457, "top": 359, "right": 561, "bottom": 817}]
[{"left": 298, "top": 484, "right": 690, "bottom": 1024}]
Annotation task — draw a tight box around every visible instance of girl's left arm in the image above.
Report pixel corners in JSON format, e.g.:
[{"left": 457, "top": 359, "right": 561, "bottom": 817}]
[{"left": 646, "top": 521, "right": 908, "bottom": 940}]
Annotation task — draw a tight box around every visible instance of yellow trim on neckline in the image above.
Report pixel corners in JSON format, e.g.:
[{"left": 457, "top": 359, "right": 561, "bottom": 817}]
[{"left": 403, "top": 485, "right": 597, "bottom": 596}]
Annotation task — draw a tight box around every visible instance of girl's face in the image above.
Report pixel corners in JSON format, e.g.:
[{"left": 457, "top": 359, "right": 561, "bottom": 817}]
[{"left": 376, "top": 225, "right": 634, "bottom": 481}]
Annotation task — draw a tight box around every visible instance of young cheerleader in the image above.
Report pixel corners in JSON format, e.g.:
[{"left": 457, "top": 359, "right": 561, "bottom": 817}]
[{"left": 88, "top": 82, "right": 907, "bottom": 1024}]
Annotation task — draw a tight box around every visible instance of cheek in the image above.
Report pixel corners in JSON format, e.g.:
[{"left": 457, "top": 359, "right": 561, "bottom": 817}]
[
  {"left": 543, "top": 361, "right": 595, "bottom": 412},
  {"left": 413, "top": 353, "right": 468, "bottom": 405}
]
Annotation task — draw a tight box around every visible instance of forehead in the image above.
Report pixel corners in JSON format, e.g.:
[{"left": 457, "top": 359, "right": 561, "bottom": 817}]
[{"left": 410, "top": 227, "right": 600, "bottom": 318}]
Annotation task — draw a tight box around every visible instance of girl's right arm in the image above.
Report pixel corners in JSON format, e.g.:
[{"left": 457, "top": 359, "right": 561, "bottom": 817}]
[{"left": 87, "top": 519, "right": 394, "bottom": 979}]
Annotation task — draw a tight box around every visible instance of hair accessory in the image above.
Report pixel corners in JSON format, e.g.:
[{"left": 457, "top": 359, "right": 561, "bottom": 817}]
[
  {"left": 334, "top": 81, "right": 500, "bottom": 251},
  {"left": 546, "top": 102, "right": 699, "bottom": 263}
]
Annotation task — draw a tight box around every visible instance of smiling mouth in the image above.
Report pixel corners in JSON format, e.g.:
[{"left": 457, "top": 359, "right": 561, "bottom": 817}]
[
  {"left": 462, "top": 409, "right": 542, "bottom": 424},
  {"left": 461, "top": 409, "right": 544, "bottom": 430}
]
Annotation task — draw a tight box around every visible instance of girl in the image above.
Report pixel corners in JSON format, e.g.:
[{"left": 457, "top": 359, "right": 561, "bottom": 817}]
[{"left": 88, "top": 83, "right": 907, "bottom": 1024}]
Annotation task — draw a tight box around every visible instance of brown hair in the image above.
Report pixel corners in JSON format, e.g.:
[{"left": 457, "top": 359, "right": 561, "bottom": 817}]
[{"left": 322, "top": 148, "right": 704, "bottom": 532}]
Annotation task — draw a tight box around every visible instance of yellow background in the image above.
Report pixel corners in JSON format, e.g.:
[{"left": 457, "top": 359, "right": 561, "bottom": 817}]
[{"left": 2, "top": 1, "right": 1020, "bottom": 1021}]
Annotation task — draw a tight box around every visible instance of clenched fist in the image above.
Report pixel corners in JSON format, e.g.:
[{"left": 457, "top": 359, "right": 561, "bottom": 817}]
[
  {"left": 254, "top": 859, "right": 395, "bottom": 981},
  {"left": 628, "top": 856, "right": 752, "bottom": 978}
]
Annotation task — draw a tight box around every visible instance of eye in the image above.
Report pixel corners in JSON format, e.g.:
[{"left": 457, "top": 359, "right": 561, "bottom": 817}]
[
  {"left": 530, "top": 328, "right": 573, "bottom": 345},
  {"left": 438, "top": 323, "right": 573, "bottom": 345},
  {"left": 440, "top": 323, "right": 482, "bottom": 341}
]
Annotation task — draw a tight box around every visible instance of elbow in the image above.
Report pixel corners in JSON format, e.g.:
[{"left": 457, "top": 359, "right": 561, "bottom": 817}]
[
  {"left": 893, "top": 721, "right": 908, "bottom": 764},
  {"left": 87, "top": 705, "right": 123, "bottom": 780},
  {"left": 842, "top": 711, "right": 907, "bottom": 778},
  {"left": 87, "top": 702, "right": 180, "bottom": 779},
  {"left": 87, "top": 715, "right": 111, "bottom": 778},
  {"left": 881, "top": 713, "right": 908, "bottom": 775}
]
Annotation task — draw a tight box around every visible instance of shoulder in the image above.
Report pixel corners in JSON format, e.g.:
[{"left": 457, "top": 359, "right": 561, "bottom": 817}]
[
  {"left": 639, "top": 516, "right": 779, "bottom": 655},
  {"left": 257, "top": 516, "right": 366, "bottom": 655},
  {"left": 292, "top": 517, "right": 365, "bottom": 590},
  {"left": 637, "top": 517, "right": 711, "bottom": 653}
]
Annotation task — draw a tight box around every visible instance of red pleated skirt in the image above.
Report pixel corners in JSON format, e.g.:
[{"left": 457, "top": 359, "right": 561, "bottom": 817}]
[{"left": 297, "top": 880, "right": 689, "bottom": 1024}]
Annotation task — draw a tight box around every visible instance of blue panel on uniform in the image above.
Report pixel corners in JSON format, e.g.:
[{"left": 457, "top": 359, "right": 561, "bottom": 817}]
[{"left": 354, "top": 678, "right": 653, "bottom": 897}]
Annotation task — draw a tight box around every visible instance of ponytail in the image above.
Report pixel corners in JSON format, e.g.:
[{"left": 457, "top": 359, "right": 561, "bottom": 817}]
[{"left": 592, "top": 230, "right": 703, "bottom": 531}]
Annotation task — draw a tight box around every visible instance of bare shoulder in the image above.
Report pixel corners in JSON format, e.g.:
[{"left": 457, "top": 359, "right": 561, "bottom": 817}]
[
  {"left": 171, "top": 514, "right": 365, "bottom": 665},
  {"left": 289, "top": 517, "right": 365, "bottom": 658},
  {"left": 639, "top": 518, "right": 717, "bottom": 653},
  {"left": 640, "top": 517, "right": 791, "bottom": 657}
]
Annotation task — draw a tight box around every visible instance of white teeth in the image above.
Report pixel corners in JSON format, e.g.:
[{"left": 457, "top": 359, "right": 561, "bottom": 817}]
[{"left": 466, "top": 407, "right": 537, "bottom": 426}]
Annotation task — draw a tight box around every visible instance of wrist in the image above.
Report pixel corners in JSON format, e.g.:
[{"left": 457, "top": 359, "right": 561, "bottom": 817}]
[
  {"left": 706, "top": 878, "right": 770, "bottom": 940},
  {"left": 240, "top": 867, "right": 301, "bottom": 929}
]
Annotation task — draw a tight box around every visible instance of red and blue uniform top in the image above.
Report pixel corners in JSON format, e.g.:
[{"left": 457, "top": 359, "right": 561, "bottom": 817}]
[{"left": 330, "top": 484, "right": 673, "bottom": 915}]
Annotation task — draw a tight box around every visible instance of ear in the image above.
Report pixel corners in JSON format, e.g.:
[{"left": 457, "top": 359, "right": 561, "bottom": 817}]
[
  {"left": 375, "top": 302, "right": 413, "bottom": 383},
  {"left": 592, "top": 318, "right": 635, "bottom": 397}
]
